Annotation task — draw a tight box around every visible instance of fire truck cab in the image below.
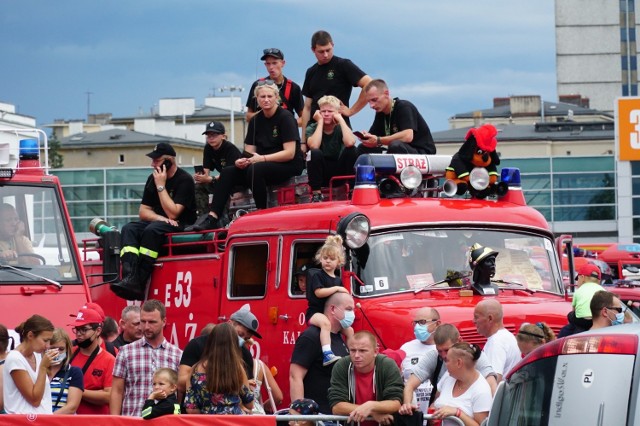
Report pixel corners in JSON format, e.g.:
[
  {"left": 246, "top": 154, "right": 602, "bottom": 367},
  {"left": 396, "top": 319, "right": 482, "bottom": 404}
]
[
  {"left": 86, "top": 153, "right": 573, "bottom": 407},
  {"left": 0, "top": 129, "right": 90, "bottom": 337}
]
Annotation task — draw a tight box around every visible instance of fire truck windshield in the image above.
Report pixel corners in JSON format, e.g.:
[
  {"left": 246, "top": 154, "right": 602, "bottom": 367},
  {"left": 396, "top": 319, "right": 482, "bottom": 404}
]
[
  {"left": 351, "top": 229, "right": 561, "bottom": 297},
  {"left": 0, "top": 184, "right": 80, "bottom": 284}
]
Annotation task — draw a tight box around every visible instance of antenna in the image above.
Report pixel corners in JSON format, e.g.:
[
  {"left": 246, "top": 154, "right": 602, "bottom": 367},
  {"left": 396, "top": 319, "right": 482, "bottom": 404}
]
[{"left": 86, "top": 91, "right": 94, "bottom": 120}]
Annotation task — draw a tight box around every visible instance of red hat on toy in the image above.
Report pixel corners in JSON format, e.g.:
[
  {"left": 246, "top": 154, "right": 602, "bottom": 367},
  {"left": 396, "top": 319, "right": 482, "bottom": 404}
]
[
  {"left": 575, "top": 263, "right": 601, "bottom": 281},
  {"left": 465, "top": 124, "right": 497, "bottom": 152}
]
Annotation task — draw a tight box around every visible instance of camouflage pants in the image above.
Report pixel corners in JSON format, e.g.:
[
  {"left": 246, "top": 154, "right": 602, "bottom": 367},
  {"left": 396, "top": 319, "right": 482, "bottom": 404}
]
[{"left": 195, "top": 181, "right": 216, "bottom": 216}]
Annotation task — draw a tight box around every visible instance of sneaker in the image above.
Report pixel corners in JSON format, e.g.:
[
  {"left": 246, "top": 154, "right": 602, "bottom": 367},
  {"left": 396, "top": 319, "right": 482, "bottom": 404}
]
[
  {"left": 311, "top": 193, "right": 324, "bottom": 203},
  {"left": 322, "top": 351, "right": 341, "bottom": 366},
  {"left": 185, "top": 214, "right": 221, "bottom": 232}
]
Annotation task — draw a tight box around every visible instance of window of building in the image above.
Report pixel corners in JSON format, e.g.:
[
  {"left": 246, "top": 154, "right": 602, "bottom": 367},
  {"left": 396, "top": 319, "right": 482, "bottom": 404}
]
[
  {"left": 229, "top": 243, "right": 268, "bottom": 299},
  {"left": 119, "top": 154, "right": 125, "bottom": 164}
]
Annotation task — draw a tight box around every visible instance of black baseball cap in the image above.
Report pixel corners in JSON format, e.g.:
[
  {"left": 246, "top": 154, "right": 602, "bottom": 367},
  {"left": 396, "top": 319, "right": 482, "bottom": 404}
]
[
  {"left": 146, "top": 142, "right": 176, "bottom": 159},
  {"left": 202, "top": 121, "right": 225, "bottom": 135},
  {"left": 260, "top": 48, "right": 284, "bottom": 61}
]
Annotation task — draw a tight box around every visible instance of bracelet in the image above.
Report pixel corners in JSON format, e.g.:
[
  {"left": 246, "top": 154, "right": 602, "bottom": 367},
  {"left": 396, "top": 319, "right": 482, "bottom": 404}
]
[{"left": 456, "top": 408, "right": 461, "bottom": 418}]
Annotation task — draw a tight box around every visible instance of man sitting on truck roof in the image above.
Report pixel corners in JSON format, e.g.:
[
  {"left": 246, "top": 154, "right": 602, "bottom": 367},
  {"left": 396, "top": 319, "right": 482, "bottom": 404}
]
[{"left": 110, "top": 143, "right": 196, "bottom": 301}]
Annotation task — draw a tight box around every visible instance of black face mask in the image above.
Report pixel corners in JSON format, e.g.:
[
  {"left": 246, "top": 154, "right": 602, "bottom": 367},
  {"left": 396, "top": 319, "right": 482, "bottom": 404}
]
[{"left": 76, "top": 332, "right": 95, "bottom": 349}]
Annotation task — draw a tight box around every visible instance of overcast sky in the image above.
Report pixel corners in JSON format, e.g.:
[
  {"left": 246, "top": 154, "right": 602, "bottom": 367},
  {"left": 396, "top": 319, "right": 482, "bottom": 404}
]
[{"left": 1, "top": 0, "right": 556, "bottom": 133}]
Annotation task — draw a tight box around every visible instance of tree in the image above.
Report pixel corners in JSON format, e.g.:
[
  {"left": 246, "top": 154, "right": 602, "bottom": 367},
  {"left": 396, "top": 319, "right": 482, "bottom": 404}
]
[{"left": 47, "top": 132, "right": 64, "bottom": 168}]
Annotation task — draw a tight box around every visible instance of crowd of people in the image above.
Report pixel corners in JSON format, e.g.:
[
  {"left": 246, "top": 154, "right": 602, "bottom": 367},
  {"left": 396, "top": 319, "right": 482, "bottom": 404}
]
[{"left": 0, "top": 265, "right": 634, "bottom": 425}]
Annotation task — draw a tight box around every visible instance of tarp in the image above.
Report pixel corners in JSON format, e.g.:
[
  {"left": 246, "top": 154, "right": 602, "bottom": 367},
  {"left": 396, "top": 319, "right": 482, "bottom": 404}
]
[{"left": 2, "top": 414, "right": 277, "bottom": 426}]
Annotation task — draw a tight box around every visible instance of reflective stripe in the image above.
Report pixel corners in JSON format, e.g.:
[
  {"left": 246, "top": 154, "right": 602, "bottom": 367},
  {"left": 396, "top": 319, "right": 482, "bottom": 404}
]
[
  {"left": 173, "top": 404, "right": 181, "bottom": 415},
  {"left": 141, "top": 406, "right": 152, "bottom": 418},
  {"left": 120, "top": 246, "right": 139, "bottom": 256},
  {"left": 139, "top": 247, "right": 159, "bottom": 259}
]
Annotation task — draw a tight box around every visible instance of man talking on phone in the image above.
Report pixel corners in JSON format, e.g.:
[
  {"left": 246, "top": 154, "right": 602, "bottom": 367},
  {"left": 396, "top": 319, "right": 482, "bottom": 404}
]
[
  {"left": 194, "top": 121, "right": 242, "bottom": 216},
  {"left": 111, "top": 142, "right": 196, "bottom": 301}
]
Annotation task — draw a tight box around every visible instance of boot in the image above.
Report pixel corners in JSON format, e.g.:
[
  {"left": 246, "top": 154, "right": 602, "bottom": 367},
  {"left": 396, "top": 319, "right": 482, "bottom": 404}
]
[
  {"left": 119, "top": 252, "right": 137, "bottom": 280},
  {"left": 110, "top": 254, "right": 156, "bottom": 301}
]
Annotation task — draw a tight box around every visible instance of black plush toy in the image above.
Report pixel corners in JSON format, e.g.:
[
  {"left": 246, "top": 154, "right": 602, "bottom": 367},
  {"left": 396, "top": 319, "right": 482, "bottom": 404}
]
[{"left": 445, "top": 123, "right": 500, "bottom": 197}]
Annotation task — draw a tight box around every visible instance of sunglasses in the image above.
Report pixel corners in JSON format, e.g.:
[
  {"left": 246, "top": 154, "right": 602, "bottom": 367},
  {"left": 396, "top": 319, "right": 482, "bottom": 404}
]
[
  {"left": 257, "top": 79, "right": 276, "bottom": 87},
  {"left": 263, "top": 48, "right": 282, "bottom": 56},
  {"left": 606, "top": 306, "right": 626, "bottom": 313}
]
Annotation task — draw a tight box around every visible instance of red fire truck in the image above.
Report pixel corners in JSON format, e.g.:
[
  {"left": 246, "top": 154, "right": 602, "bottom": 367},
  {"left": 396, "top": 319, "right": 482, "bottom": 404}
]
[
  {"left": 84, "top": 153, "right": 573, "bottom": 408},
  {"left": 0, "top": 129, "right": 90, "bottom": 338}
]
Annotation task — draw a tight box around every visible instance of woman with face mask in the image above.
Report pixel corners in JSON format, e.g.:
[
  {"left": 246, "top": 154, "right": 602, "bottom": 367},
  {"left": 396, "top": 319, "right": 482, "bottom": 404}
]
[{"left": 48, "top": 328, "right": 84, "bottom": 414}]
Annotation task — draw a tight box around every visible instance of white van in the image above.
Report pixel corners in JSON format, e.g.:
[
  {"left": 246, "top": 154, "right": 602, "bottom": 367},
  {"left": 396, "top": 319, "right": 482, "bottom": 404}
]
[{"left": 487, "top": 323, "right": 640, "bottom": 425}]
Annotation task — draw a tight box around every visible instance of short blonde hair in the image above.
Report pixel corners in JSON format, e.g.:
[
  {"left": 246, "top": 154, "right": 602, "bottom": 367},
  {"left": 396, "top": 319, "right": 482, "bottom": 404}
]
[
  {"left": 254, "top": 83, "right": 281, "bottom": 104},
  {"left": 317, "top": 95, "right": 341, "bottom": 110},
  {"left": 154, "top": 367, "right": 178, "bottom": 385}
]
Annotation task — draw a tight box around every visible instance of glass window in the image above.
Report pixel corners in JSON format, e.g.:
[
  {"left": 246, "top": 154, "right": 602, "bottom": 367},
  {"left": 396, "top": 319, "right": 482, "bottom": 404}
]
[
  {"left": 553, "top": 173, "right": 614, "bottom": 189},
  {"left": 290, "top": 241, "right": 323, "bottom": 297},
  {"left": 553, "top": 189, "right": 615, "bottom": 206},
  {"left": 229, "top": 243, "right": 268, "bottom": 299},
  {"left": 502, "top": 158, "right": 550, "bottom": 173},
  {"left": 553, "top": 206, "right": 615, "bottom": 221},
  {"left": 524, "top": 191, "right": 551, "bottom": 207},
  {"left": 552, "top": 157, "right": 614, "bottom": 173},
  {"left": 0, "top": 184, "right": 81, "bottom": 284},
  {"left": 55, "top": 170, "right": 104, "bottom": 185},
  {"left": 351, "top": 229, "right": 562, "bottom": 298},
  {"left": 631, "top": 162, "right": 640, "bottom": 175},
  {"left": 106, "top": 168, "right": 149, "bottom": 184},
  {"left": 520, "top": 174, "right": 551, "bottom": 190}
]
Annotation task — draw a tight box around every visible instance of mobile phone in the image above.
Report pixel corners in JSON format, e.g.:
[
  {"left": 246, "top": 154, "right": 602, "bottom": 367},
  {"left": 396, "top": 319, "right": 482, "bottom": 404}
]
[
  {"left": 194, "top": 165, "right": 204, "bottom": 174},
  {"left": 242, "top": 150, "right": 255, "bottom": 159},
  {"left": 162, "top": 159, "right": 172, "bottom": 170},
  {"left": 353, "top": 131, "right": 366, "bottom": 140}
]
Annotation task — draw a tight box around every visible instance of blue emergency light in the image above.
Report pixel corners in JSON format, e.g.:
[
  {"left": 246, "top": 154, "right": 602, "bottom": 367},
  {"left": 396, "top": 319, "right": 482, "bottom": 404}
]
[
  {"left": 19, "top": 139, "right": 39, "bottom": 160},
  {"left": 500, "top": 167, "right": 521, "bottom": 186},
  {"left": 355, "top": 165, "right": 376, "bottom": 186}
]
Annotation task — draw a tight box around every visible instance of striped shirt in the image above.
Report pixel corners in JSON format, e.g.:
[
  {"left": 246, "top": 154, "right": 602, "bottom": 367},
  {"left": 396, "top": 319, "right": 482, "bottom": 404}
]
[
  {"left": 50, "top": 365, "right": 84, "bottom": 412},
  {"left": 112, "top": 337, "right": 182, "bottom": 416}
]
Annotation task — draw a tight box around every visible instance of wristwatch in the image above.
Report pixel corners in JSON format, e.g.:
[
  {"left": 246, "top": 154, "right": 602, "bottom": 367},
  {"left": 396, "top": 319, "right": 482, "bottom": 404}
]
[{"left": 157, "top": 186, "right": 165, "bottom": 193}]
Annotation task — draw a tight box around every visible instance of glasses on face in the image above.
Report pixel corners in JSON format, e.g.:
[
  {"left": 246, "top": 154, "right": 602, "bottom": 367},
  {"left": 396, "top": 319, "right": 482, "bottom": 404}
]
[
  {"left": 263, "top": 48, "right": 282, "bottom": 56},
  {"left": 607, "top": 306, "right": 625, "bottom": 313},
  {"left": 72, "top": 326, "right": 95, "bottom": 335},
  {"left": 257, "top": 79, "right": 276, "bottom": 87},
  {"left": 412, "top": 319, "right": 437, "bottom": 326}
]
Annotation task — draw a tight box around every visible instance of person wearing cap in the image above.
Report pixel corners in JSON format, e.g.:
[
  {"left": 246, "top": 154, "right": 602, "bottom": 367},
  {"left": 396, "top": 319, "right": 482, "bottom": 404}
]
[
  {"left": 305, "top": 95, "right": 359, "bottom": 203},
  {"left": 301, "top": 30, "right": 372, "bottom": 142},
  {"left": 110, "top": 142, "right": 197, "bottom": 301},
  {"left": 468, "top": 242, "right": 500, "bottom": 295},
  {"left": 293, "top": 263, "right": 312, "bottom": 295},
  {"left": 288, "top": 398, "right": 322, "bottom": 426},
  {"left": 246, "top": 48, "right": 304, "bottom": 124},
  {"left": 186, "top": 81, "right": 304, "bottom": 231},
  {"left": 110, "top": 299, "right": 182, "bottom": 416},
  {"left": 558, "top": 263, "right": 605, "bottom": 337},
  {"left": 356, "top": 79, "right": 436, "bottom": 156},
  {"left": 194, "top": 122, "right": 242, "bottom": 216},
  {"left": 68, "top": 307, "right": 116, "bottom": 414},
  {"left": 74, "top": 302, "right": 118, "bottom": 357},
  {"left": 473, "top": 299, "right": 520, "bottom": 383}
]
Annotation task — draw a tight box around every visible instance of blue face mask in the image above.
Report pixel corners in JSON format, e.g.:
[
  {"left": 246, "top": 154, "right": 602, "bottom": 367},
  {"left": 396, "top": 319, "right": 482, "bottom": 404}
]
[
  {"left": 611, "top": 311, "right": 625, "bottom": 326},
  {"left": 339, "top": 309, "right": 355, "bottom": 329},
  {"left": 414, "top": 324, "right": 431, "bottom": 342}
]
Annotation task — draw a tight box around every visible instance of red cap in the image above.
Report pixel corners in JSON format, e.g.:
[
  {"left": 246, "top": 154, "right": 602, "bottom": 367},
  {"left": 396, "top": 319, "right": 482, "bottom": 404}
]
[
  {"left": 381, "top": 348, "right": 406, "bottom": 370},
  {"left": 68, "top": 308, "right": 103, "bottom": 327},
  {"left": 81, "top": 302, "right": 105, "bottom": 321},
  {"left": 576, "top": 263, "right": 601, "bottom": 280}
]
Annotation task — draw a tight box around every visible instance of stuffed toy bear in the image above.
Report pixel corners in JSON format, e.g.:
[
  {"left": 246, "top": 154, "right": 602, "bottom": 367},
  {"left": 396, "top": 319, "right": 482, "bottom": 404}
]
[{"left": 445, "top": 123, "right": 500, "bottom": 196}]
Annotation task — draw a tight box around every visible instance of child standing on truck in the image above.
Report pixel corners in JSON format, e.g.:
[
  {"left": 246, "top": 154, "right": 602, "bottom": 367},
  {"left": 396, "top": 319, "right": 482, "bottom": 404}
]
[{"left": 306, "top": 235, "right": 353, "bottom": 366}]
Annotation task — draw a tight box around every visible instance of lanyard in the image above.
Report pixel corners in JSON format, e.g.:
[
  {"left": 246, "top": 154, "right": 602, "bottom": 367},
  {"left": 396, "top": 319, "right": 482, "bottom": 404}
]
[{"left": 384, "top": 99, "right": 396, "bottom": 136}]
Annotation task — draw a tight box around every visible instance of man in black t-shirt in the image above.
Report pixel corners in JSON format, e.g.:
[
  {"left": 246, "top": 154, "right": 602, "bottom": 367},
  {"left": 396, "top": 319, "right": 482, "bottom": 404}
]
[
  {"left": 246, "top": 48, "right": 304, "bottom": 124},
  {"left": 110, "top": 142, "right": 196, "bottom": 301},
  {"left": 357, "top": 79, "right": 436, "bottom": 156},
  {"left": 301, "top": 30, "right": 372, "bottom": 143},
  {"left": 290, "top": 292, "right": 355, "bottom": 414},
  {"left": 194, "top": 121, "right": 242, "bottom": 215}
]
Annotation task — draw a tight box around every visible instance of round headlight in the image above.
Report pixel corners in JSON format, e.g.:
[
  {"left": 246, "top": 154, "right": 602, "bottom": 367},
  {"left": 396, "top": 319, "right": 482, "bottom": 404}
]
[
  {"left": 337, "top": 213, "right": 370, "bottom": 249},
  {"left": 469, "top": 167, "right": 490, "bottom": 191},
  {"left": 400, "top": 166, "right": 422, "bottom": 189}
]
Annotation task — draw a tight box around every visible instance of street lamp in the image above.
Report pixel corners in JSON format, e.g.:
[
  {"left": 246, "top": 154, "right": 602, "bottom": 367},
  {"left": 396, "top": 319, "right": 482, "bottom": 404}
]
[{"left": 219, "top": 85, "right": 244, "bottom": 145}]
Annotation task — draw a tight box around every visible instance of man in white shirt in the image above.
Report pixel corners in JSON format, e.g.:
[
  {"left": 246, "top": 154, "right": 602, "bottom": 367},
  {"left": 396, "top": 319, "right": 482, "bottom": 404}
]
[
  {"left": 473, "top": 299, "right": 520, "bottom": 382},
  {"left": 398, "top": 307, "right": 441, "bottom": 412}
]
